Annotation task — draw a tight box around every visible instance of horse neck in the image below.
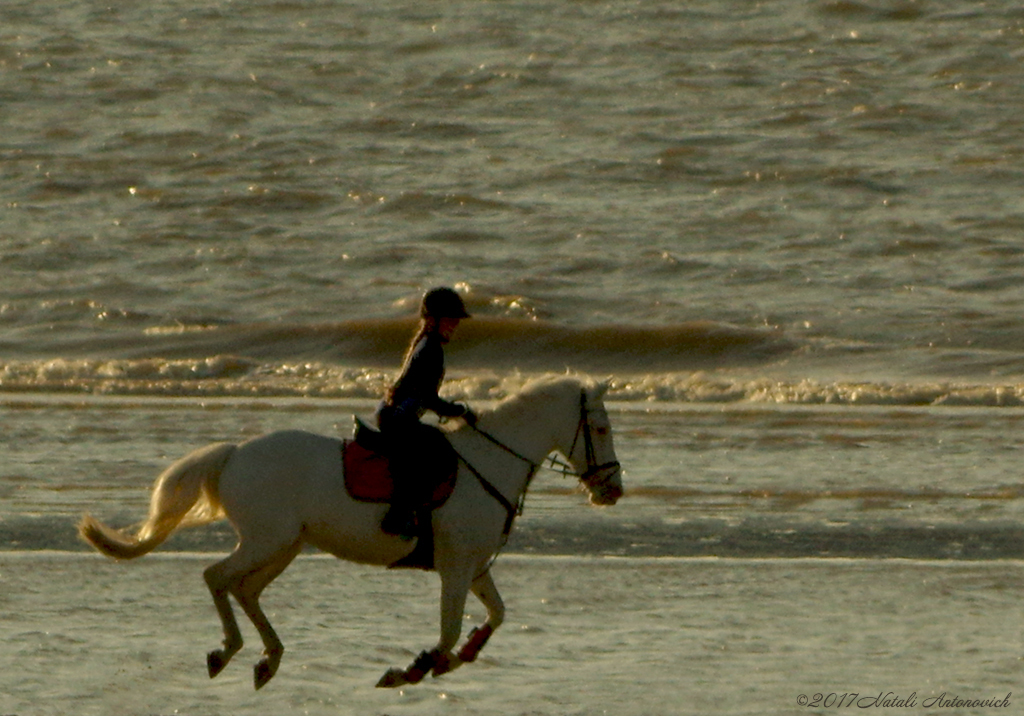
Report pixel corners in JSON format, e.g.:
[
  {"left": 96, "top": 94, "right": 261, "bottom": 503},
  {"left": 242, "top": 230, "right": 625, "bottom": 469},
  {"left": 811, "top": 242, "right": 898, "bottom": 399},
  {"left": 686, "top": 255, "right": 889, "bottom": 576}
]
[{"left": 482, "top": 386, "right": 579, "bottom": 466}]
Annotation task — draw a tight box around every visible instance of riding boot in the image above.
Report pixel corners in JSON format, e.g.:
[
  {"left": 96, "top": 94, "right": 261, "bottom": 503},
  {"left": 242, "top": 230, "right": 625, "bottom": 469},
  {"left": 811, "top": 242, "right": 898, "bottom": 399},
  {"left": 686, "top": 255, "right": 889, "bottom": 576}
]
[{"left": 381, "top": 501, "right": 417, "bottom": 540}]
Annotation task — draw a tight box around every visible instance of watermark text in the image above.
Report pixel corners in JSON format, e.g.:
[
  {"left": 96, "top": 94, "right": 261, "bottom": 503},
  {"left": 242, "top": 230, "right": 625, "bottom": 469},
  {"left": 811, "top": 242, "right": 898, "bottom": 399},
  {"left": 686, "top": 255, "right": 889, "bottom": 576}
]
[{"left": 795, "top": 691, "right": 1011, "bottom": 709}]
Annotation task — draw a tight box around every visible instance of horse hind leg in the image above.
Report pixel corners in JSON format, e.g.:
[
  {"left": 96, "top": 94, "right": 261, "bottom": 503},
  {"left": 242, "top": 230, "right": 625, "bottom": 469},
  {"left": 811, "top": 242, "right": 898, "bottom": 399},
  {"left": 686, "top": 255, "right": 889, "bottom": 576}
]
[
  {"left": 203, "top": 539, "right": 303, "bottom": 689},
  {"left": 204, "top": 559, "right": 245, "bottom": 679},
  {"left": 238, "top": 540, "right": 304, "bottom": 689}
]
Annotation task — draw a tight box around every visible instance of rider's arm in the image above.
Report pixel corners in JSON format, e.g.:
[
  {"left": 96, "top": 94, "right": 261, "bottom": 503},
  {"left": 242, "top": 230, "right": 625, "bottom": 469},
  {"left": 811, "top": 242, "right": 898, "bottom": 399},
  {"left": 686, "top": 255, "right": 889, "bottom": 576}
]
[{"left": 404, "top": 336, "right": 471, "bottom": 420}]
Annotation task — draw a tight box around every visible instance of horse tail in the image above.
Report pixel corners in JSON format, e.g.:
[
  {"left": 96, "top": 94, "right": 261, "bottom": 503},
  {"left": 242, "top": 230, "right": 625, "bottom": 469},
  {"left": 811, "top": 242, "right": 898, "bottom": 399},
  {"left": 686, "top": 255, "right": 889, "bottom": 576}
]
[{"left": 79, "top": 441, "right": 237, "bottom": 560}]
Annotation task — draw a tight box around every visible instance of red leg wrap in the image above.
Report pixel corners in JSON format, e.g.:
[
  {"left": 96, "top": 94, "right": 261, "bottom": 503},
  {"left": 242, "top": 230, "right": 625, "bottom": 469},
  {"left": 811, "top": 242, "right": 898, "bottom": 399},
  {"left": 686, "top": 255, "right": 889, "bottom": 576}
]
[{"left": 457, "top": 624, "right": 494, "bottom": 663}]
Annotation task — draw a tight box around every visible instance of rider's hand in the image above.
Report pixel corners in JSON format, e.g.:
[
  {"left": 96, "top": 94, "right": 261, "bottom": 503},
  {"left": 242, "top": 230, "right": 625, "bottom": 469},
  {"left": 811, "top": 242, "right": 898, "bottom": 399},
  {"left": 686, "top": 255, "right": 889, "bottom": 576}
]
[{"left": 458, "top": 404, "right": 477, "bottom": 426}]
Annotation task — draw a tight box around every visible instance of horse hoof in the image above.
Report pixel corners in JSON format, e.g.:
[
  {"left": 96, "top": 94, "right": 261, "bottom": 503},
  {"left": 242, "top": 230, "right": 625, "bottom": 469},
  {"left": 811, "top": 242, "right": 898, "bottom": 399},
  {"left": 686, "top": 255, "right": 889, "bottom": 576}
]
[
  {"left": 207, "top": 650, "right": 228, "bottom": 679},
  {"left": 254, "top": 659, "right": 275, "bottom": 690},
  {"left": 376, "top": 650, "right": 437, "bottom": 688},
  {"left": 376, "top": 667, "right": 408, "bottom": 689}
]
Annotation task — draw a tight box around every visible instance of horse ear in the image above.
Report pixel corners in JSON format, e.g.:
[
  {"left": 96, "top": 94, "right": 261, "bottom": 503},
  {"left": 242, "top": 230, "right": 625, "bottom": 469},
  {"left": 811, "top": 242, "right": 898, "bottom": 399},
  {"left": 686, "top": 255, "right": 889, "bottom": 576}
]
[{"left": 592, "top": 378, "right": 611, "bottom": 400}]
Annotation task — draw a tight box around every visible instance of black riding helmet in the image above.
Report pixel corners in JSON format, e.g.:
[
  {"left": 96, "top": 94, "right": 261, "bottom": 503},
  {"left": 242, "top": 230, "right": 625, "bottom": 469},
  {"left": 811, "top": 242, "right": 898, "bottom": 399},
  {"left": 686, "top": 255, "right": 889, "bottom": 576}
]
[{"left": 420, "top": 287, "right": 471, "bottom": 319}]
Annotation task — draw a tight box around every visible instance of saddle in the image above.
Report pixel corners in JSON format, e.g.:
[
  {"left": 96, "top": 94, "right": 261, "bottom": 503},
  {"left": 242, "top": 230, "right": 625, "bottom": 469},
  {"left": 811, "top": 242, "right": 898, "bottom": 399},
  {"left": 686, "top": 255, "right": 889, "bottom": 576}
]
[{"left": 343, "top": 417, "right": 459, "bottom": 570}]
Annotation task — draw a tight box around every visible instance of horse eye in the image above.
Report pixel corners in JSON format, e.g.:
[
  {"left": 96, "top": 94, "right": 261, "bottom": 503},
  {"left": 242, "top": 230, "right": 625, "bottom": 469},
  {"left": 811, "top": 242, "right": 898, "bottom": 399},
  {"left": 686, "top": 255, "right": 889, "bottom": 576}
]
[{"left": 595, "top": 427, "right": 608, "bottom": 436}]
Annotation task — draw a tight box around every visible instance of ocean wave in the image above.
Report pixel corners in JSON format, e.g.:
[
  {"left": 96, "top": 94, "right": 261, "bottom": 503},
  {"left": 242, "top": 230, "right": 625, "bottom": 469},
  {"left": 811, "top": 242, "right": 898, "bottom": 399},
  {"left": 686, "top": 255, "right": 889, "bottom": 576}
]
[
  {"left": 2, "top": 316, "right": 793, "bottom": 368},
  {"left": 4, "top": 314, "right": 1024, "bottom": 407},
  {"left": 607, "top": 374, "right": 1024, "bottom": 407}
]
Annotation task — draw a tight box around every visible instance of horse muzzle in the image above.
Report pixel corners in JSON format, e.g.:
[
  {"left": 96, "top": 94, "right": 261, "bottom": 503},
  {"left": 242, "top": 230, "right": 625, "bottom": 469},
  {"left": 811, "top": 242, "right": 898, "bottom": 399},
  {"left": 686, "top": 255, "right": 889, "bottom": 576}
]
[{"left": 582, "top": 462, "right": 623, "bottom": 505}]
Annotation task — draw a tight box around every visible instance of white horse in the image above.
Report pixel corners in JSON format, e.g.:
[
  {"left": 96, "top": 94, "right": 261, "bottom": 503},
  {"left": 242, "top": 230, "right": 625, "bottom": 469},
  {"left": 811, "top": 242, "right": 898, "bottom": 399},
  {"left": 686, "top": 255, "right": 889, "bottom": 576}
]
[{"left": 79, "top": 375, "right": 623, "bottom": 690}]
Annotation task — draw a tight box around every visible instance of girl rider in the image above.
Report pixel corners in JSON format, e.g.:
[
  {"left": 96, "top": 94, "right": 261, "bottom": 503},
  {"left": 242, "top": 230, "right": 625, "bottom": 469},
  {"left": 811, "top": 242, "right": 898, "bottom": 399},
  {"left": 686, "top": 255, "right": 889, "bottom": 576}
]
[{"left": 376, "top": 287, "right": 475, "bottom": 538}]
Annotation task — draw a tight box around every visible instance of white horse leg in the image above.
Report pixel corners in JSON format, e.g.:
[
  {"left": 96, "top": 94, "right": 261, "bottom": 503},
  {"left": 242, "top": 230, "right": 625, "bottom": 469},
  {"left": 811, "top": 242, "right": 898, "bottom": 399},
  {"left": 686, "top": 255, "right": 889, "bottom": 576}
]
[
  {"left": 457, "top": 569, "right": 504, "bottom": 663},
  {"left": 430, "top": 566, "right": 475, "bottom": 675},
  {"left": 234, "top": 540, "right": 303, "bottom": 689},
  {"left": 203, "top": 539, "right": 302, "bottom": 689}
]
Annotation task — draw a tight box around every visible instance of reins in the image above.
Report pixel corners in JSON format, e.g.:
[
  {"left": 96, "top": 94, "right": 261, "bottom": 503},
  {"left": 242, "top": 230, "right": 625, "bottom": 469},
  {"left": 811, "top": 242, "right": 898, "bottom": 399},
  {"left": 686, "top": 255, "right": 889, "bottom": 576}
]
[
  {"left": 451, "top": 443, "right": 535, "bottom": 580},
  {"left": 455, "top": 455, "right": 535, "bottom": 538},
  {"left": 450, "top": 388, "right": 620, "bottom": 579},
  {"left": 454, "top": 423, "right": 539, "bottom": 541}
]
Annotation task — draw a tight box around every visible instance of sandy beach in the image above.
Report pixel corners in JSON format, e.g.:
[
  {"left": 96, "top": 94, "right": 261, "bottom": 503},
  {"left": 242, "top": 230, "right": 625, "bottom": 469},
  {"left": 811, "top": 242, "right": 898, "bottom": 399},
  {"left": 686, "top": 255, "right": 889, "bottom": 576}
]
[{"left": 1, "top": 553, "right": 1020, "bottom": 716}]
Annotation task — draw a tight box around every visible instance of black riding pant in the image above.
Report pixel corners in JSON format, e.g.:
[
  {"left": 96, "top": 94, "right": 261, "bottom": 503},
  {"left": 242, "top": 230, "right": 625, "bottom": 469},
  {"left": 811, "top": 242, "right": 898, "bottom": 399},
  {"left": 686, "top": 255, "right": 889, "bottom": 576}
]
[{"left": 378, "top": 412, "right": 444, "bottom": 509}]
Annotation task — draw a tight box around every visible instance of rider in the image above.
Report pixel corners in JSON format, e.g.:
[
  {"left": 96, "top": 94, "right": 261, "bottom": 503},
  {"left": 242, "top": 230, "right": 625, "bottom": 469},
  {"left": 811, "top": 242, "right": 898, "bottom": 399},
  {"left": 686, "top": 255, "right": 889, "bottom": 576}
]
[{"left": 376, "top": 287, "right": 475, "bottom": 539}]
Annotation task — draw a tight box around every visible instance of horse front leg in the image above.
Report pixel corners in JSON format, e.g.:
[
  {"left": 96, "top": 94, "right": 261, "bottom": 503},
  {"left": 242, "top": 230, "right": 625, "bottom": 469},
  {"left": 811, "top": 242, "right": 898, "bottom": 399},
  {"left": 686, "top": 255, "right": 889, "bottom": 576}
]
[
  {"left": 376, "top": 566, "right": 473, "bottom": 688},
  {"left": 456, "top": 569, "right": 504, "bottom": 664}
]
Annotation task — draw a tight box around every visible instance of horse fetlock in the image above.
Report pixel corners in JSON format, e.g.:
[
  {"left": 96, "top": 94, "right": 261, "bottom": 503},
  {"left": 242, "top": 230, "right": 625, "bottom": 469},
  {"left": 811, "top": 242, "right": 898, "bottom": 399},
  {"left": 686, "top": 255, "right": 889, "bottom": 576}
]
[
  {"left": 404, "top": 649, "right": 438, "bottom": 684},
  {"left": 376, "top": 649, "right": 440, "bottom": 688},
  {"left": 254, "top": 659, "right": 274, "bottom": 690},
  {"left": 207, "top": 632, "right": 243, "bottom": 676}
]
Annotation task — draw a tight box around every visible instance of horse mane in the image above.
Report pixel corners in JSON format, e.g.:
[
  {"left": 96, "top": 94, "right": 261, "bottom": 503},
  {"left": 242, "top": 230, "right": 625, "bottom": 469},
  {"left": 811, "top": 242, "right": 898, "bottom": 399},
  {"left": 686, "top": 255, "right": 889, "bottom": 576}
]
[{"left": 485, "top": 373, "right": 593, "bottom": 423}]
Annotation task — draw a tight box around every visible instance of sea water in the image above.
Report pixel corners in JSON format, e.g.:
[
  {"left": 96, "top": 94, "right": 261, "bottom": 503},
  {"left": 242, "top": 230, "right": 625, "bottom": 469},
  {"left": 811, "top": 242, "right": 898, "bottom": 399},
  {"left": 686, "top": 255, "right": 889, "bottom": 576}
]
[{"left": 3, "top": 0, "right": 1024, "bottom": 713}]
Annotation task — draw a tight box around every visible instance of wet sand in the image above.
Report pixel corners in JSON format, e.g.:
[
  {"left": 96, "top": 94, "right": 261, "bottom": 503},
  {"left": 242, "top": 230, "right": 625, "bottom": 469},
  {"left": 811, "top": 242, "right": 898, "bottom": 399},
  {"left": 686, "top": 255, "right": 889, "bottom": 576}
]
[{"left": 1, "top": 553, "right": 1020, "bottom": 716}]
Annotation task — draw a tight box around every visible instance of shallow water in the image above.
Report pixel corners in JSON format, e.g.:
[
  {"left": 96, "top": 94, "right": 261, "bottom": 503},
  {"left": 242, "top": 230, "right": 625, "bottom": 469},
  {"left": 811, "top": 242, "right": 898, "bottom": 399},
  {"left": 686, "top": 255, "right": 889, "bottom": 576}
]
[
  {"left": 4, "top": 396, "right": 1024, "bottom": 559},
  {"left": 3, "top": 395, "right": 1022, "bottom": 712}
]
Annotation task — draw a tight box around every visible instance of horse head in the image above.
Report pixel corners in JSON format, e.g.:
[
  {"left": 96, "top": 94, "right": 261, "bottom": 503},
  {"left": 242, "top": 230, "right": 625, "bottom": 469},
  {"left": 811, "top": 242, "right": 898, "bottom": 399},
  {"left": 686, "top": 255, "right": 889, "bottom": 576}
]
[{"left": 565, "top": 380, "right": 623, "bottom": 506}]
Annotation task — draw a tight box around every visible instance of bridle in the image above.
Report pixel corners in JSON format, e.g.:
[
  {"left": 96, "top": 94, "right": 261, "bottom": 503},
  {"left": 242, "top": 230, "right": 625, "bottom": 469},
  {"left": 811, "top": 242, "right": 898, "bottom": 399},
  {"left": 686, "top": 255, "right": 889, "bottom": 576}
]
[
  {"left": 545, "top": 391, "right": 622, "bottom": 488},
  {"left": 458, "top": 389, "right": 621, "bottom": 539}
]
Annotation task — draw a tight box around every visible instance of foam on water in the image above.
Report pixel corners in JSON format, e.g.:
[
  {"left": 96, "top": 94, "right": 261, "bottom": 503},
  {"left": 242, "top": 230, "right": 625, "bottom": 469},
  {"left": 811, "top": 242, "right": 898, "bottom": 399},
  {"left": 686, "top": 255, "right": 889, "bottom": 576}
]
[{"left": 6, "top": 352, "right": 1024, "bottom": 407}]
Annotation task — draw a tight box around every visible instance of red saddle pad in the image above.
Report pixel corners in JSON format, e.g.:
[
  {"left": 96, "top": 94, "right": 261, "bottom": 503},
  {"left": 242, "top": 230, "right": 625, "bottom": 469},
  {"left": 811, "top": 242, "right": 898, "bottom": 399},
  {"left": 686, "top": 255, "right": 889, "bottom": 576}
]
[
  {"left": 343, "top": 440, "right": 394, "bottom": 502},
  {"left": 343, "top": 439, "right": 457, "bottom": 507}
]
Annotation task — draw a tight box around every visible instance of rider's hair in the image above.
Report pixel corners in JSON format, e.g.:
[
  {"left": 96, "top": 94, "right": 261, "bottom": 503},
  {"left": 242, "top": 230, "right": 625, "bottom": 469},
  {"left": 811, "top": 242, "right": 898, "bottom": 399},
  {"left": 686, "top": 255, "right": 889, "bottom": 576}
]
[{"left": 385, "top": 317, "right": 438, "bottom": 403}]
